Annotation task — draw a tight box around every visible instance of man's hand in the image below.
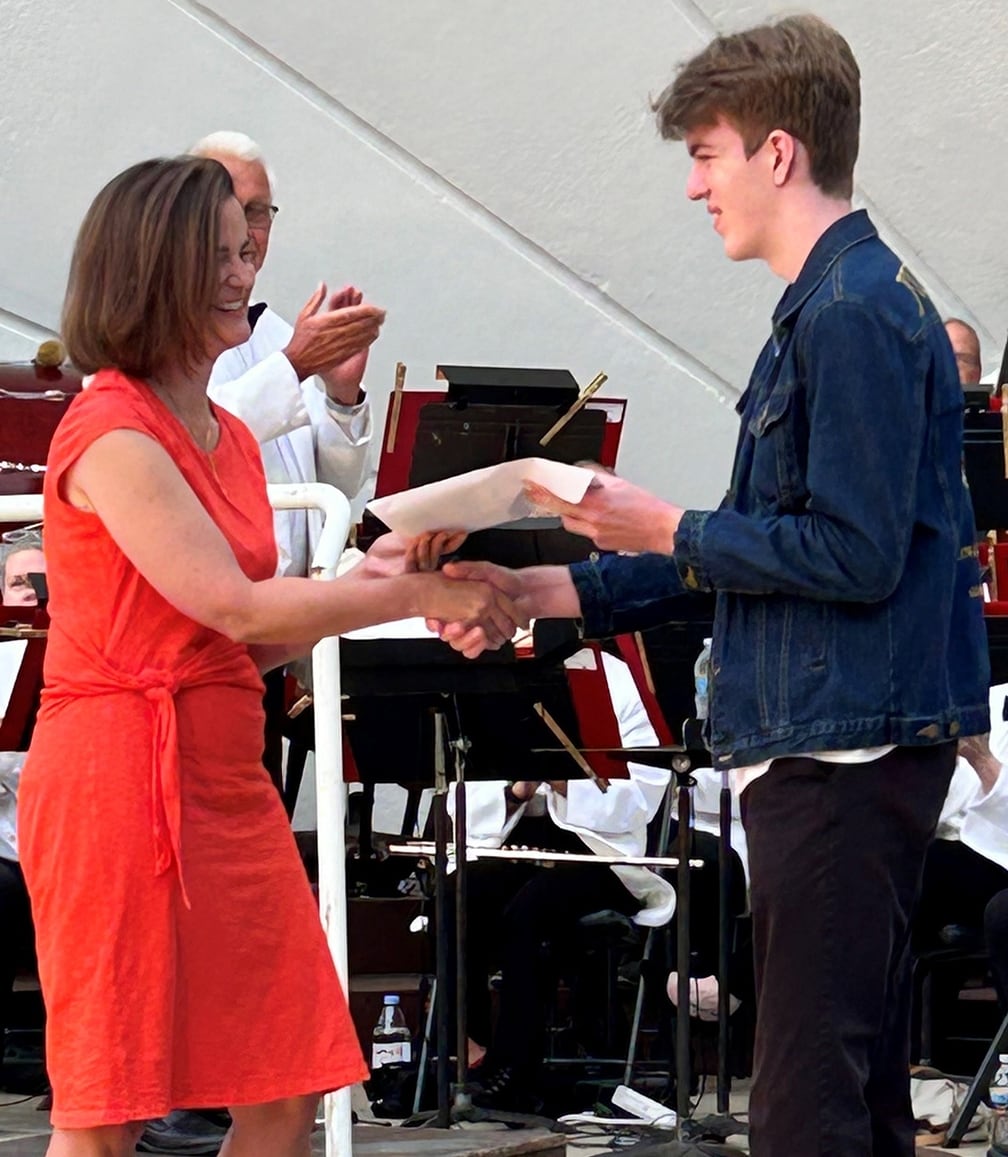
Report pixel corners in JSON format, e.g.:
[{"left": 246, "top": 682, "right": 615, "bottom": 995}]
[
  {"left": 318, "top": 285, "right": 371, "bottom": 404},
  {"left": 284, "top": 282, "right": 385, "bottom": 388},
  {"left": 411, "top": 572, "right": 527, "bottom": 651},
  {"left": 958, "top": 733, "right": 1003, "bottom": 795},
  {"left": 358, "top": 530, "right": 467, "bottom": 578},
  {"left": 430, "top": 560, "right": 530, "bottom": 658},
  {"left": 510, "top": 781, "right": 541, "bottom": 802},
  {"left": 525, "top": 471, "right": 684, "bottom": 555},
  {"left": 431, "top": 560, "right": 583, "bottom": 658}
]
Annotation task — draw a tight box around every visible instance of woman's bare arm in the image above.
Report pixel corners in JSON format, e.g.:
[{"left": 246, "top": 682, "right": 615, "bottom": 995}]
[{"left": 63, "top": 430, "right": 521, "bottom": 646}]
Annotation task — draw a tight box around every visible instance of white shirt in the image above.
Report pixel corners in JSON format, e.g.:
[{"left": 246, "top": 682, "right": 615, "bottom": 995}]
[
  {"left": 208, "top": 305, "right": 375, "bottom": 576},
  {"left": 934, "top": 683, "right": 1008, "bottom": 872},
  {"left": 451, "top": 649, "right": 678, "bottom": 926},
  {"left": 0, "top": 643, "right": 28, "bottom": 863}
]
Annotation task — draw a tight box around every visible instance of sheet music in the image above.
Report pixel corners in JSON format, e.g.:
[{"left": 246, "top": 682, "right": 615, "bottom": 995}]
[{"left": 366, "top": 457, "right": 594, "bottom": 536}]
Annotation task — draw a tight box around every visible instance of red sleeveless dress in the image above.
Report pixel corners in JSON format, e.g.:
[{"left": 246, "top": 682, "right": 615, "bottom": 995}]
[{"left": 18, "top": 369, "right": 366, "bottom": 1128}]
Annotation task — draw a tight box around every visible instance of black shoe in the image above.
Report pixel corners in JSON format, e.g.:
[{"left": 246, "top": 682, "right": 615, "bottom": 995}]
[
  {"left": 136, "top": 1110, "right": 229, "bottom": 1155},
  {"left": 469, "top": 1065, "right": 541, "bottom": 1115}
]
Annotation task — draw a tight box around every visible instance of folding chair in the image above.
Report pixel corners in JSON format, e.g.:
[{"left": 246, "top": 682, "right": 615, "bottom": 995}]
[{"left": 944, "top": 1007, "right": 1008, "bottom": 1147}]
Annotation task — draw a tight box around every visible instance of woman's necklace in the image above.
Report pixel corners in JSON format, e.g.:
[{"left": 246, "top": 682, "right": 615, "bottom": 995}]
[{"left": 147, "top": 378, "right": 219, "bottom": 456}]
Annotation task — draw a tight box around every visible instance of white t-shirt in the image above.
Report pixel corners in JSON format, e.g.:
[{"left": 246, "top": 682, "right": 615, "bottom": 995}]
[{"left": 734, "top": 746, "right": 896, "bottom": 795}]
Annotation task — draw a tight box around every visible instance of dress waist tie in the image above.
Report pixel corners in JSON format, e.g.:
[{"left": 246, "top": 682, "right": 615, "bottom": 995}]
[{"left": 41, "top": 631, "right": 262, "bottom": 909}]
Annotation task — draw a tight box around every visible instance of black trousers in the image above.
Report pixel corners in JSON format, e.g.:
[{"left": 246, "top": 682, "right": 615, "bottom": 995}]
[
  {"left": 986, "top": 888, "right": 1008, "bottom": 1011},
  {"left": 741, "top": 743, "right": 955, "bottom": 1157},
  {"left": 0, "top": 858, "right": 35, "bottom": 1046}
]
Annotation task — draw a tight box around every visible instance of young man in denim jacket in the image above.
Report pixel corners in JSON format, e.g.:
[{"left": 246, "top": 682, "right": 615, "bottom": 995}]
[{"left": 435, "top": 15, "right": 990, "bottom": 1156}]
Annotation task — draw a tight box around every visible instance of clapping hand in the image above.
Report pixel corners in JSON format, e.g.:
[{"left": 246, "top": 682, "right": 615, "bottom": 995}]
[
  {"left": 284, "top": 282, "right": 385, "bottom": 398},
  {"left": 318, "top": 285, "right": 374, "bottom": 404}
]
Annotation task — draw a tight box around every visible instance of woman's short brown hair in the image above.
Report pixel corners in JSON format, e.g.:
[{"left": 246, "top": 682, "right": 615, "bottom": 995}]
[
  {"left": 62, "top": 156, "right": 235, "bottom": 378},
  {"left": 653, "top": 14, "right": 860, "bottom": 199}
]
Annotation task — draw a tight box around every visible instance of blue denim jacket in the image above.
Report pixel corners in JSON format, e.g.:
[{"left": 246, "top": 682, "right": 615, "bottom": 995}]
[{"left": 571, "top": 210, "right": 990, "bottom": 768}]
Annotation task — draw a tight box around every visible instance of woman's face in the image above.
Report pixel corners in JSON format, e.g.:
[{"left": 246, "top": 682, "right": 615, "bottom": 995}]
[
  {"left": 205, "top": 196, "right": 257, "bottom": 362},
  {"left": 2, "top": 547, "right": 45, "bottom": 606}
]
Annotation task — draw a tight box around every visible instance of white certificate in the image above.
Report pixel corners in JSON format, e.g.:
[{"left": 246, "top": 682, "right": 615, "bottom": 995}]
[{"left": 367, "top": 457, "right": 594, "bottom": 536}]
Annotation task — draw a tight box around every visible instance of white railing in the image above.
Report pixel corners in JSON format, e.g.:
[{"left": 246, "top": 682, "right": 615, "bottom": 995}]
[
  {"left": 0, "top": 484, "right": 355, "bottom": 1156},
  {"left": 266, "top": 482, "right": 353, "bottom": 1157}
]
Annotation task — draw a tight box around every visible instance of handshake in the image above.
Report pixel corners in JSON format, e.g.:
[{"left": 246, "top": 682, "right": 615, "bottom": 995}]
[
  {"left": 353, "top": 469, "right": 683, "bottom": 657},
  {"left": 358, "top": 530, "right": 540, "bottom": 659}
]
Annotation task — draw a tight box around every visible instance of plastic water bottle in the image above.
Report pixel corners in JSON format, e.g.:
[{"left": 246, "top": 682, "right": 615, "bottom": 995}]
[
  {"left": 693, "top": 638, "right": 713, "bottom": 720},
  {"left": 369, "top": 995, "right": 413, "bottom": 1116},
  {"left": 989, "top": 1054, "right": 1008, "bottom": 1155}
]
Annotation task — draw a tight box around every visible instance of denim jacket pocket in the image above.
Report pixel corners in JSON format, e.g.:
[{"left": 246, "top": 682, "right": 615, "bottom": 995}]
[{"left": 745, "top": 382, "right": 803, "bottom": 509}]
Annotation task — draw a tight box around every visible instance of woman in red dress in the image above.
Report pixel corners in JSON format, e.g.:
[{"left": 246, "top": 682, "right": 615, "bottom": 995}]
[{"left": 18, "top": 156, "right": 518, "bottom": 1157}]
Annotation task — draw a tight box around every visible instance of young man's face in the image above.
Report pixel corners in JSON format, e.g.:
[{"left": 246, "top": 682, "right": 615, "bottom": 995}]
[{"left": 684, "top": 119, "right": 777, "bottom": 264}]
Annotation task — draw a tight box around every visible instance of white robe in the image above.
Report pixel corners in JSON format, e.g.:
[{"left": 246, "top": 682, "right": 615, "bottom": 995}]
[{"left": 208, "top": 305, "right": 375, "bottom": 577}]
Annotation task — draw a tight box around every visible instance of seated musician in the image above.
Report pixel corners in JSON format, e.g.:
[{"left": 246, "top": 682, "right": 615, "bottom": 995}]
[
  {"left": 914, "top": 684, "right": 1008, "bottom": 1020},
  {"left": 0, "top": 754, "right": 36, "bottom": 1092},
  {"left": 1, "top": 527, "right": 45, "bottom": 608},
  {"left": 447, "top": 646, "right": 672, "bottom": 1111},
  {"left": 0, "top": 529, "right": 44, "bottom": 1091}
]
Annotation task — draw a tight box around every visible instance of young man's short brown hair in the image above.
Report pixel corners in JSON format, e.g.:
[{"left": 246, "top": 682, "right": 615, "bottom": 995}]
[
  {"left": 653, "top": 14, "right": 861, "bottom": 199},
  {"left": 62, "top": 156, "right": 235, "bottom": 378}
]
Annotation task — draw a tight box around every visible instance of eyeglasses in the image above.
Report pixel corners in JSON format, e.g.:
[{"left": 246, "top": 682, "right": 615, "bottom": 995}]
[
  {"left": 244, "top": 202, "right": 279, "bottom": 228},
  {"left": 1, "top": 522, "right": 43, "bottom": 545}
]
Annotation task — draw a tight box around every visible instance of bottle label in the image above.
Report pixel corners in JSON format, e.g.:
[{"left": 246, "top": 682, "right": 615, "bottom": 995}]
[
  {"left": 372, "top": 1041, "right": 412, "bottom": 1069},
  {"left": 991, "top": 1088, "right": 1008, "bottom": 1109}
]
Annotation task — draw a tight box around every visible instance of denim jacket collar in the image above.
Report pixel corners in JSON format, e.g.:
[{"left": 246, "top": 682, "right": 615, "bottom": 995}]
[
  {"left": 734, "top": 211, "right": 880, "bottom": 418},
  {"left": 772, "top": 209, "right": 877, "bottom": 333}
]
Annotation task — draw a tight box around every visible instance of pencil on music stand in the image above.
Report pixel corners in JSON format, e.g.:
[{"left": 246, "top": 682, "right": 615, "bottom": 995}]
[
  {"left": 534, "top": 702, "right": 608, "bottom": 792},
  {"left": 386, "top": 361, "right": 407, "bottom": 453},
  {"left": 539, "top": 371, "right": 608, "bottom": 447}
]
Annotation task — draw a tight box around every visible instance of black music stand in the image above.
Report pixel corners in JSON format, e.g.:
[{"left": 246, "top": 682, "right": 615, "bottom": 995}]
[
  {"left": 624, "top": 617, "right": 749, "bottom": 1154},
  {"left": 363, "top": 368, "right": 608, "bottom": 567},
  {"left": 962, "top": 408, "right": 1008, "bottom": 534},
  {"left": 341, "top": 634, "right": 601, "bottom": 1128}
]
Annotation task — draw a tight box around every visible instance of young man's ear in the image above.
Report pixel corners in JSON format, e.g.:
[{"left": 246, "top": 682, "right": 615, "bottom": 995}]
[{"left": 766, "top": 129, "right": 798, "bottom": 187}]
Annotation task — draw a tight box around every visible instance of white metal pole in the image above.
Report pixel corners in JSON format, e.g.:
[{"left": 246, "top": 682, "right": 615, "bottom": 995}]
[{"left": 267, "top": 484, "right": 354, "bottom": 1157}]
